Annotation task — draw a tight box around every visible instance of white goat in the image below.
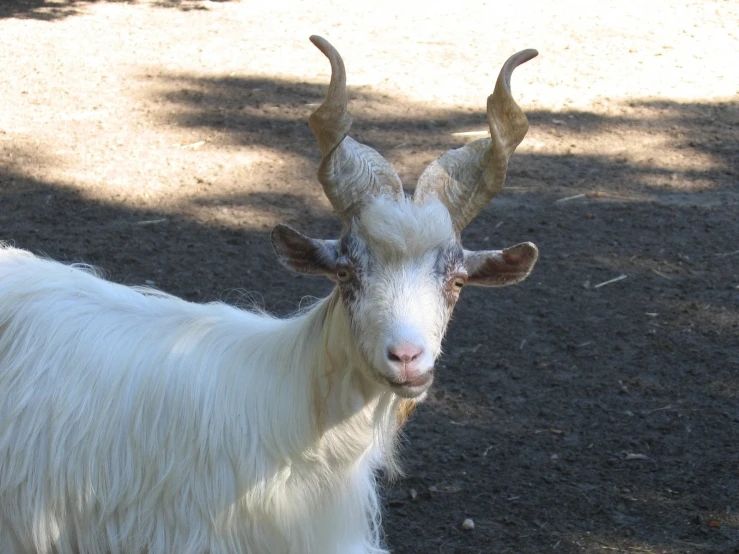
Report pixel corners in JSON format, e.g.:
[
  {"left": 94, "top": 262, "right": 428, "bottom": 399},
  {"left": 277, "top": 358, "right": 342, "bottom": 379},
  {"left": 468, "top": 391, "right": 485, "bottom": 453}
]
[{"left": 0, "top": 36, "right": 538, "bottom": 554}]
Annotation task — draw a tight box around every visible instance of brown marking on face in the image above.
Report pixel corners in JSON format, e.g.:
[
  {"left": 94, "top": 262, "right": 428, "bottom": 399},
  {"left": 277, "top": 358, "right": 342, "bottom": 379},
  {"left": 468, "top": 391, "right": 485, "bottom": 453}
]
[
  {"left": 335, "top": 231, "right": 370, "bottom": 313},
  {"left": 435, "top": 242, "right": 466, "bottom": 308}
]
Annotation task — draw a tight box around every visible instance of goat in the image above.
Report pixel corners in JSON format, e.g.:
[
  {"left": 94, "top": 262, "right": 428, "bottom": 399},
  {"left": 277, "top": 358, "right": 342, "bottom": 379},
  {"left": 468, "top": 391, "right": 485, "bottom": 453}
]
[{"left": 0, "top": 36, "right": 538, "bottom": 554}]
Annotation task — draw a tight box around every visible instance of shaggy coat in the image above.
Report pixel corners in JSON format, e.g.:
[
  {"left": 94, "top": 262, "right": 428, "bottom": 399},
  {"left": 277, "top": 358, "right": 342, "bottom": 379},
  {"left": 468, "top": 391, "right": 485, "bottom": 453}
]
[{"left": 0, "top": 243, "right": 400, "bottom": 554}]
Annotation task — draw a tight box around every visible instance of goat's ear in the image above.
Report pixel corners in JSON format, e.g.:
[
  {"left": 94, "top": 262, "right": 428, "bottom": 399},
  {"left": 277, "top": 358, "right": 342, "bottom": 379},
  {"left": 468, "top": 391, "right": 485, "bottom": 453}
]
[
  {"left": 463, "top": 242, "right": 538, "bottom": 287},
  {"left": 271, "top": 224, "right": 339, "bottom": 276}
]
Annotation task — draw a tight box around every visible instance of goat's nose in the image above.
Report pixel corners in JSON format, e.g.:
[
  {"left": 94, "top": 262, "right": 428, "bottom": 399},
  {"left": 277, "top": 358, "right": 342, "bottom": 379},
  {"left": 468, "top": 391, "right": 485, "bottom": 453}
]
[{"left": 386, "top": 342, "right": 424, "bottom": 364}]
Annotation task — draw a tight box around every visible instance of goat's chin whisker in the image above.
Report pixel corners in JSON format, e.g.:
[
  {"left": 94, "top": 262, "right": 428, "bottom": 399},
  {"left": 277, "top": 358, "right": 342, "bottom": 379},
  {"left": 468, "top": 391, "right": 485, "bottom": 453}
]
[{"left": 0, "top": 34, "right": 539, "bottom": 554}]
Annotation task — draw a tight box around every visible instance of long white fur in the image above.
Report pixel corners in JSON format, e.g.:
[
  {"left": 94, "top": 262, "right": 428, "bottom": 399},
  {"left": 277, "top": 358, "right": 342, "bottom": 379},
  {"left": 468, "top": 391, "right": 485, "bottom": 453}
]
[
  {"left": 357, "top": 197, "right": 454, "bottom": 260},
  {"left": 0, "top": 245, "right": 403, "bottom": 554}
]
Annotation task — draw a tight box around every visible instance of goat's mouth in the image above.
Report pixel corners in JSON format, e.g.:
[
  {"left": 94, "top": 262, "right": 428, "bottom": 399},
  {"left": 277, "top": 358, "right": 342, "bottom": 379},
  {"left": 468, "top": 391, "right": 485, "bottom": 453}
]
[{"left": 386, "top": 371, "right": 434, "bottom": 398}]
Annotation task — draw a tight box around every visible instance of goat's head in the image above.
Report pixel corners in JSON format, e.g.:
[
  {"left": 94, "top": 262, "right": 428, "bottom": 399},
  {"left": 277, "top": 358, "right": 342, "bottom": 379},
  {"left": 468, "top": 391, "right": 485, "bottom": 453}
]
[{"left": 272, "top": 36, "right": 539, "bottom": 400}]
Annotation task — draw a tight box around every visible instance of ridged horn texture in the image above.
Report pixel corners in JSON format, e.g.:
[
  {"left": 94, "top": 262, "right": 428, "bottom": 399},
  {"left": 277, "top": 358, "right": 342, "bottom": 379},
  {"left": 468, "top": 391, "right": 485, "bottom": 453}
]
[
  {"left": 413, "top": 49, "right": 538, "bottom": 233},
  {"left": 308, "top": 35, "right": 404, "bottom": 224}
]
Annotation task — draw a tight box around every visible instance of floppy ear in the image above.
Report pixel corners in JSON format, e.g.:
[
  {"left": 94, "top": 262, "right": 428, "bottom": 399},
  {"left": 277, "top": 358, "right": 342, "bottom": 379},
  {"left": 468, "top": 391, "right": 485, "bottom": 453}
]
[
  {"left": 464, "top": 242, "right": 538, "bottom": 287},
  {"left": 271, "top": 224, "right": 339, "bottom": 276}
]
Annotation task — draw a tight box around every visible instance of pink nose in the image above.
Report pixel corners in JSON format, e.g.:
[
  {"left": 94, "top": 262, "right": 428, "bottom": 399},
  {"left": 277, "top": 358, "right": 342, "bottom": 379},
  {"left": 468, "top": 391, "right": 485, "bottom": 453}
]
[{"left": 386, "top": 342, "right": 424, "bottom": 365}]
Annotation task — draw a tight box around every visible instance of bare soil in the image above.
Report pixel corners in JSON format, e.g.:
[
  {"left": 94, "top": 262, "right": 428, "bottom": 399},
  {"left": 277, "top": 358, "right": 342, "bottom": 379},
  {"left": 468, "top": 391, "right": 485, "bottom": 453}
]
[{"left": 1, "top": 1, "right": 738, "bottom": 553}]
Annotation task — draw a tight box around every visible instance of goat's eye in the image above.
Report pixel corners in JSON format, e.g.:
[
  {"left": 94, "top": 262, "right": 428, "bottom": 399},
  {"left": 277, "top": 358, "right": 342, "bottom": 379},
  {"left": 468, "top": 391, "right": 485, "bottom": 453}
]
[
  {"left": 336, "top": 269, "right": 352, "bottom": 283},
  {"left": 451, "top": 277, "right": 466, "bottom": 292}
]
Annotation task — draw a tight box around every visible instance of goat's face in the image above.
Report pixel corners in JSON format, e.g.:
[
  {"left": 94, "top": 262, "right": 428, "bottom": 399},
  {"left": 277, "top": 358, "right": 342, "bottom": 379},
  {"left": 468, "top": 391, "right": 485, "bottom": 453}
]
[
  {"left": 331, "top": 199, "right": 459, "bottom": 398},
  {"left": 271, "top": 197, "right": 537, "bottom": 399},
  {"left": 271, "top": 36, "right": 539, "bottom": 399}
]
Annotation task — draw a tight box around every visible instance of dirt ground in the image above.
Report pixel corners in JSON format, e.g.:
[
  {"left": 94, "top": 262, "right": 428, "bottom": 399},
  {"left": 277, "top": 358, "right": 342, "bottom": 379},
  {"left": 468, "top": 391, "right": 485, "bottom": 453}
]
[{"left": 1, "top": 1, "right": 738, "bottom": 553}]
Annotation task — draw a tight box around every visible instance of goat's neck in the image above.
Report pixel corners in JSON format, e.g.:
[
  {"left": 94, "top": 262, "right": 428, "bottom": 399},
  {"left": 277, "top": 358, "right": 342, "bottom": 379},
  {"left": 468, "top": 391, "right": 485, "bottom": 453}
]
[
  {"left": 232, "top": 291, "right": 401, "bottom": 476},
  {"left": 299, "top": 291, "right": 401, "bottom": 469}
]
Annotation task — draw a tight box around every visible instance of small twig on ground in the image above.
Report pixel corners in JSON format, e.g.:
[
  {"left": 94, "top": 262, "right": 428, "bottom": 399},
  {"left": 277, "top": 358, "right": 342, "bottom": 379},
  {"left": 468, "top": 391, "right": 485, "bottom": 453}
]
[
  {"left": 555, "top": 193, "right": 586, "bottom": 203},
  {"left": 593, "top": 274, "right": 628, "bottom": 289},
  {"left": 180, "top": 140, "right": 205, "bottom": 149},
  {"left": 647, "top": 405, "right": 673, "bottom": 414},
  {"left": 651, "top": 268, "right": 673, "bottom": 280},
  {"left": 624, "top": 453, "right": 649, "bottom": 461},
  {"left": 676, "top": 540, "right": 714, "bottom": 548},
  {"left": 715, "top": 249, "right": 739, "bottom": 257},
  {"left": 556, "top": 191, "right": 638, "bottom": 203},
  {"left": 586, "top": 192, "right": 637, "bottom": 201}
]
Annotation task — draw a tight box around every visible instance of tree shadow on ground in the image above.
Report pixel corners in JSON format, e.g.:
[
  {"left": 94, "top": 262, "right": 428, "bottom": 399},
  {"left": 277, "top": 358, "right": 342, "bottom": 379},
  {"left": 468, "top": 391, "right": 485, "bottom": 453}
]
[
  {"left": 0, "top": 0, "right": 233, "bottom": 21},
  {"left": 149, "top": 72, "right": 738, "bottom": 206},
  {"left": 0, "top": 160, "right": 335, "bottom": 312}
]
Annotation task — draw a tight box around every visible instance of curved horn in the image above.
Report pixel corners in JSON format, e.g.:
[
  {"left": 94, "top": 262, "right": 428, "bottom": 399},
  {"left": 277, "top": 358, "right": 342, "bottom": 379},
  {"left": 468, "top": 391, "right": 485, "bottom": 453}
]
[
  {"left": 413, "top": 49, "right": 538, "bottom": 233},
  {"left": 308, "top": 35, "right": 404, "bottom": 224}
]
